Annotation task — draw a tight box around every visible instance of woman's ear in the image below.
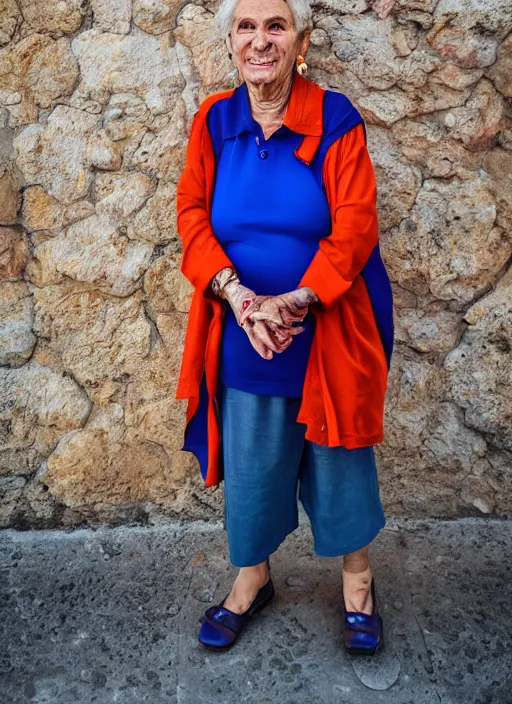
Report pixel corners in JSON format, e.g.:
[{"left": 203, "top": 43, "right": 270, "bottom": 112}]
[
  {"left": 226, "top": 34, "right": 233, "bottom": 60},
  {"left": 299, "top": 30, "right": 311, "bottom": 57}
]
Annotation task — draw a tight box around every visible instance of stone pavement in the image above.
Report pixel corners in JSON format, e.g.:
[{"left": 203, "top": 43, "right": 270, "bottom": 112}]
[{"left": 0, "top": 518, "right": 511, "bottom": 704}]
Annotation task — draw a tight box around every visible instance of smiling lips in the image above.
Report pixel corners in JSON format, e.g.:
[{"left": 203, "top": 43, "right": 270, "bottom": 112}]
[{"left": 248, "top": 59, "right": 277, "bottom": 67}]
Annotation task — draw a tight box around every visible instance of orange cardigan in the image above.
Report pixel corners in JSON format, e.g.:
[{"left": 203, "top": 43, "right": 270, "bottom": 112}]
[{"left": 176, "top": 75, "right": 392, "bottom": 487}]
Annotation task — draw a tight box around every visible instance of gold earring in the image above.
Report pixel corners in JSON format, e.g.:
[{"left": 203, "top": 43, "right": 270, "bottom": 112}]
[{"left": 297, "top": 55, "right": 308, "bottom": 76}]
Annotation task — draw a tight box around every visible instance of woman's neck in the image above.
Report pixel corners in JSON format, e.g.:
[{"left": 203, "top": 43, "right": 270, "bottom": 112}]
[{"left": 247, "top": 73, "right": 294, "bottom": 140}]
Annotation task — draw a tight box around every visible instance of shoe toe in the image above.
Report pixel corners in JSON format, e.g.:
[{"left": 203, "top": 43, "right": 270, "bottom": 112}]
[
  {"left": 345, "top": 630, "right": 380, "bottom": 651},
  {"left": 198, "top": 619, "right": 234, "bottom": 648}
]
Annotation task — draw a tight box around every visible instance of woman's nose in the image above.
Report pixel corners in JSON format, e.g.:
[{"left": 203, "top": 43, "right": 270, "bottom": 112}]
[{"left": 251, "top": 30, "right": 271, "bottom": 51}]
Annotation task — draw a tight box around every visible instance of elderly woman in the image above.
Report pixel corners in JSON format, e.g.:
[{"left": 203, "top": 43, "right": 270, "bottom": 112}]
[{"left": 176, "top": 0, "right": 394, "bottom": 655}]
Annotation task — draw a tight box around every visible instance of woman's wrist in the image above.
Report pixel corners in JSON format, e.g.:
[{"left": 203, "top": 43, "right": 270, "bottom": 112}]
[
  {"left": 211, "top": 267, "right": 239, "bottom": 298},
  {"left": 211, "top": 267, "right": 258, "bottom": 326}
]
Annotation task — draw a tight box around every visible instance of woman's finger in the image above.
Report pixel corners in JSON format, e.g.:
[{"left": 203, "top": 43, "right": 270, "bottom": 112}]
[
  {"left": 285, "top": 326, "right": 305, "bottom": 336},
  {"left": 253, "top": 320, "right": 283, "bottom": 353},
  {"left": 274, "top": 337, "right": 293, "bottom": 353},
  {"left": 245, "top": 324, "right": 273, "bottom": 360},
  {"left": 249, "top": 310, "right": 285, "bottom": 327},
  {"left": 271, "top": 326, "right": 290, "bottom": 343}
]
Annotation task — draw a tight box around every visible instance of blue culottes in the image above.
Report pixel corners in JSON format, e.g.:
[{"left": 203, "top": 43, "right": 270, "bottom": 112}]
[{"left": 221, "top": 386, "right": 386, "bottom": 567}]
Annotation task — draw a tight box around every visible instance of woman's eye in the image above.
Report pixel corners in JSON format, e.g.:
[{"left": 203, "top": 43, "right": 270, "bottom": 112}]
[
  {"left": 238, "top": 21, "right": 254, "bottom": 30},
  {"left": 269, "top": 23, "right": 284, "bottom": 30}
]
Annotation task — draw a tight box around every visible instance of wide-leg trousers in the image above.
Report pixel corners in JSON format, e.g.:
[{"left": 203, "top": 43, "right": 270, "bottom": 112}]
[{"left": 221, "top": 385, "right": 386, "bottom": 567}]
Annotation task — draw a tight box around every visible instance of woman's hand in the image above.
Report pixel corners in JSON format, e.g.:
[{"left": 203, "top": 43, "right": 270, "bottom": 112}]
[
  {"left": 211, "top": 268, "right": 299, "bottom": 360},
  {"left": 240, "top": 288, "right": 318, "bottom": 330}
]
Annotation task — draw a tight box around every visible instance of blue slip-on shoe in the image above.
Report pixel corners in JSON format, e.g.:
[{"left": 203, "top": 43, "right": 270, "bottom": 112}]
[
  {"left": 342, "top": 578, "right": 383, "bottom": 656},
  {"left": 198, "top": 561, "right": 274, "bottom": 650}
]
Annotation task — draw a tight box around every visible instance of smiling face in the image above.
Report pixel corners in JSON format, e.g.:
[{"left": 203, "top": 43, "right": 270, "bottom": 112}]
[{"left": 229, "top": 0, "right": 309, "bottom": 89}]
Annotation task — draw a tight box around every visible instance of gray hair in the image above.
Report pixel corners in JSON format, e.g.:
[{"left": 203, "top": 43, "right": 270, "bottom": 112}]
[{"left": 215, "top": 0, "right": 313, "bottom": 39}]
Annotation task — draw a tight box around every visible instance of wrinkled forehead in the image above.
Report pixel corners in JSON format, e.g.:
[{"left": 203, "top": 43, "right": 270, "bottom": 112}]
[{"left": 233, "top": 0, "right": 296, "bottom": 27}]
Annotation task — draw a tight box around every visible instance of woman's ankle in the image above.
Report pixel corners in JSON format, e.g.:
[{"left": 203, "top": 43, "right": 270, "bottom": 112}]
[
  {"left": 342, "top": 566, "right": 373, "bottom": 614},
  {"left": 238, "top": 560, "right": 269, "bottom": 583}
]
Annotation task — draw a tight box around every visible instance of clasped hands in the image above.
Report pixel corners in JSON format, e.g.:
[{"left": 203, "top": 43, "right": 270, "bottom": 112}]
[{"left": 211, "top": 268, "right": 317, "bottom": 361}]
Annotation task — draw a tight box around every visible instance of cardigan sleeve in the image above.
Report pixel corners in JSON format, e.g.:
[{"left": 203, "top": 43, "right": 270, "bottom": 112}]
[
  {"left": 298, "top": 122, "right": 379, "bottom": 309},
  {"left": 177, "top": 109, "right": 233, "bottom": 293}
]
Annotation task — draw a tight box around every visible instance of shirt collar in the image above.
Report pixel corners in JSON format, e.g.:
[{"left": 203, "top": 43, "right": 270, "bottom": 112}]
[{"left": 223, "top": 73, "right": 324, "bottom": 140}]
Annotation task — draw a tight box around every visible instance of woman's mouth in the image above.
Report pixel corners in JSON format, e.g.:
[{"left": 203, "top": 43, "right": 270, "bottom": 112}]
[{"left": 247, "top": 59, "right": 277, "bottom": 69}]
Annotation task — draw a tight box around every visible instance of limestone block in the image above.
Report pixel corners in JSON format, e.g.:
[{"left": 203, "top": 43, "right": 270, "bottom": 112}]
[
  {"left": 129, "top": 99, "right": 188, "bottom": 181},
  {"left": 415, "top": 80, "right": 472, "bottom": 115},
  {"left": 91, "top": 0, "right": 132, "bottom": 35},
  {"left": 429, "top": 26, "right": 498, "bottom": 69},
  {"left": 71, "top": 28, "right": 185, "bottom": 113},
  {"left": 445, "top": 268, "right": 512, "bottom": 450},
  {"left": 0, "top": 476, "right": 26, "bottom": 526},
  {"left": 378, "top": 353, "right": 465, "bottom": 516},
  {"left": 0, "top": 280, "right": 36, "bottom": 366},
  {"left": 0, "top": 164, "right": 21, "bottom": 224},
  {"left": 16, "top": 0, "right": 86, "bottom": 34},
  {"left": 174, "top": 5, "right": 233, "bottom": 97},
  {"left": 360, "top": 88, "right": 416, "bottom": 125},
  {"left": 367, "top": 126, "right": 422, "bottom": 230},
  {"left": 395, "top": 307, "right": 461, "bottom": 353},
  {"left": 0, "top": 360, "right": 91, "bottom": 464},
  {"left": 487, "top": 34, "right": 512, "bottom": 97},
  {"left": 396, "top": 9, "right": 434, "bottom": 29},
  {"left": 43, "top": 423, "right": 176, "bottom": 509},
  {"left": 132, "top": 0, "right": 186, "bottom": 35},
  {"left": 123, "top": 384, "right": 186, "bottom": 455},
  {"left": 95, "top": 172, "right": 155, "bottom": 219},
  {"left": 382, "top": 175, "right": 511, "bottom": 304},
  {"left": 374, "top": 0, "right": 396, "bottom": 18},
  {"left": 0, "top": 226, "right": 28, "bottom": 279},
  {"left": 396, "top": 0, "right": 438, "bottom": 11},
  {"left": 33, "top": 283, "right": 153, "bottom": 404},
  {"left": 443, "top": 79, "right": 505, "bottom": 150},
  {"left": 482, "top": 148, "right": 512, "bottom": 232},
  {"left": 433, "top": 0, "right": 512, "bottom": 38},
  {"left": 85, "top": 132, "right": 123, "bottom": 171},
  {"left": 362, "top": 76, "right": 473, "bottom": 125},
  {"left": 0, "top": 0, "right": 20, "bottom": 46},
  {"left": 128, "top": 181, "right": 178, "bottom": 245},
  {"left": 144, "top": 250, "right": 193, "bottom": 315},
  {"left": 314, "top": 0, "right": 370, "bottom": 13},
  {"left": 21, "top": 186, "right": 63, "bottom": 231},
  {"left": 120, "top": 323, "right": 188, "bottom": 453},
  {"left": 460, "top": 475, "right": 496, "bottom": 514},
  {"left": 27, "top": 213, "right": 154, "bottom": 297},
  {"left": 330, "top": 15, "right": 401, "bottom": 91},
  {"left": 390, "top": 117, "right": 481, "bottom": 176},
  {"left": 389, "top": 23, "right": 419, "bottom": 56},
  {"left": 40, "top": 359, "right": 191, "bottom": 512},
  {"left": 0, "top": 35, "right": 79, "bottom": 126},
  {"left": 14, "top": 105, "right": 100, "bottom": 204},
  {"left": 431, "top": 64, "right": 483, "bottom": 91},
  {"left": 485, "top": 450, "right": 512, "bottom": 515},
  {"left": 385, "top": 353, "right": 446, "bottom": 452},
  {"left": 63, "top": 200, "right": 96, "bottom": 227},
  {"left": 425, "top": 403, "right": 487, "bottom": 473}
]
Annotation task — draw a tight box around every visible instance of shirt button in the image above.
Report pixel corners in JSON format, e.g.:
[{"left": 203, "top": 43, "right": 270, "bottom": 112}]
[{"left": 259, "top": 150, "right": 269, "bottom": 160}]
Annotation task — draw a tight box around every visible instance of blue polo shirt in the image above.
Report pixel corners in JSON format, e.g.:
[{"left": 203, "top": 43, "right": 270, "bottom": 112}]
[{"left": 211, "top": 84, "right": 331, "bottom": 398}]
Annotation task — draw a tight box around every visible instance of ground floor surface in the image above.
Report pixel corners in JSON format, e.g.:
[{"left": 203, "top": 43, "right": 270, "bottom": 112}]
[{"left": 1, "top": 517, "right": 511, "bottom": 704}]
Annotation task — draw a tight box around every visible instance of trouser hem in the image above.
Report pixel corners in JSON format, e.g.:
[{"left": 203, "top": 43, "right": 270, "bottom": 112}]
[
  {"left": 312, "top": 517, "right": 386, "bottom": 558},
  {"left": 228, "top": 521, "right": 299, "bottom": 567}
]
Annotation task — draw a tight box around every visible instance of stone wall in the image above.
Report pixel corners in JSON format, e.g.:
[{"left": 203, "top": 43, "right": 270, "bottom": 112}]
[{"left": 0, "top": 0, "right": 511, "bottom": 528}]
